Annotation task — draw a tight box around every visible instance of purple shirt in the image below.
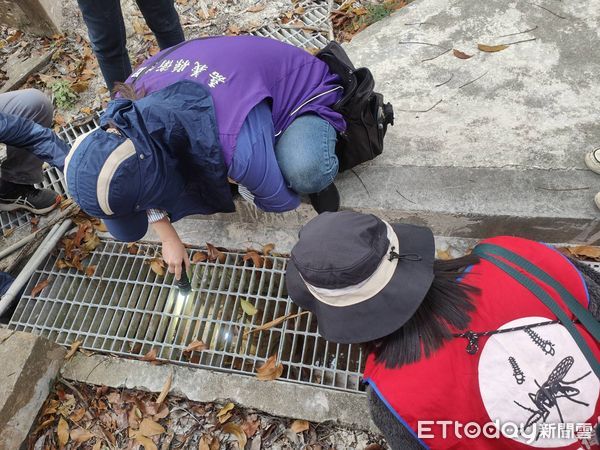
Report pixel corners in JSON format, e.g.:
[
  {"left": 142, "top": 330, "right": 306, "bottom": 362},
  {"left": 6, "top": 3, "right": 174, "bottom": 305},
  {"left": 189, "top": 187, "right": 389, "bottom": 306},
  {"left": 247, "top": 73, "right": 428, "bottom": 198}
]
[{"left": 126, "top": 36, "right": 345, "bottom": 165}]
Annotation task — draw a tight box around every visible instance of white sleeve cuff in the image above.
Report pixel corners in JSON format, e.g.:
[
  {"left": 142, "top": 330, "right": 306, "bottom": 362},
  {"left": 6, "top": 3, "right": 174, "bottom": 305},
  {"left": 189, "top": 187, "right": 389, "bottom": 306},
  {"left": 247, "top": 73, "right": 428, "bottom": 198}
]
[{"left": 147, "top": 208, "right": 168, "bottom": 223}]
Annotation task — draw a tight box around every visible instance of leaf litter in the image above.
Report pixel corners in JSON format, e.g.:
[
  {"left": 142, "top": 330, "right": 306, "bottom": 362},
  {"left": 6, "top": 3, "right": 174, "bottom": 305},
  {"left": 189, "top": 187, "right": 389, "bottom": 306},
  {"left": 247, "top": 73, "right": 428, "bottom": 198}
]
[{"left": 30, "top": 379, "right": 386, "bottom": 449}]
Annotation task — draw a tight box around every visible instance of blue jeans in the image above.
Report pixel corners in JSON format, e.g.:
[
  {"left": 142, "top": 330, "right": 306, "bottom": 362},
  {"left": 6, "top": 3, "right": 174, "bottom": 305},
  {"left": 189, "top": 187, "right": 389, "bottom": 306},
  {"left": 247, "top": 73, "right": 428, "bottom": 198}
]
[
  {"left": 229, "top": 102, "right": 338, "bottom": 212},
  {"left": 77, "top": 0, "right": 184, "bottom": 91},
  {"left": 276, "top": 114, "right": 339, "bottom": 194}
]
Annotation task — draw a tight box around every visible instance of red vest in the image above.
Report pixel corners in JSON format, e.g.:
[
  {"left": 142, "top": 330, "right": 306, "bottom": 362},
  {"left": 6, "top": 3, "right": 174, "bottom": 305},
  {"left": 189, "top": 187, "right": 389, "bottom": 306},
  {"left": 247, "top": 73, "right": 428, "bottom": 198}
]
[{"left": 364, "top": 237, "right": 600, "bottom": 450}]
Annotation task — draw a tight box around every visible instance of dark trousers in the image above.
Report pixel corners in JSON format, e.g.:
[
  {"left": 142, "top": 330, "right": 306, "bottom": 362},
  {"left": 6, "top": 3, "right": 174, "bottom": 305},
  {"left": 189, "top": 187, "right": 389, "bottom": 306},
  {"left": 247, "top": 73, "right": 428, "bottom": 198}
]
[
  {"left": 77, "top": 0, "right": 185, "bottom": 92},
  {"left": 0, "top": 89, "right": 53, "bottom": 185}
]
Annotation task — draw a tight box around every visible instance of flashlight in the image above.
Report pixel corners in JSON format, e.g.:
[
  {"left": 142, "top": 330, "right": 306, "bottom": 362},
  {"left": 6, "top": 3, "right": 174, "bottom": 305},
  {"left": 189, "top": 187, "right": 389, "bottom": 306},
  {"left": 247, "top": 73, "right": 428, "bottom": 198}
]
[{"left": 176, "top": 266, "right": 191, "bottom": 297}]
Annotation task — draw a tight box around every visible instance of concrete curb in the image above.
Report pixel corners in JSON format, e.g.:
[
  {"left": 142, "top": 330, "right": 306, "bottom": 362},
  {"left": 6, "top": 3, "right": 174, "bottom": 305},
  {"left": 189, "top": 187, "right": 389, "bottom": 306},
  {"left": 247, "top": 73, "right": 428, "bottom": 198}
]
[{"left": 61, "top": 354, "right": 378, "bottom": 433}]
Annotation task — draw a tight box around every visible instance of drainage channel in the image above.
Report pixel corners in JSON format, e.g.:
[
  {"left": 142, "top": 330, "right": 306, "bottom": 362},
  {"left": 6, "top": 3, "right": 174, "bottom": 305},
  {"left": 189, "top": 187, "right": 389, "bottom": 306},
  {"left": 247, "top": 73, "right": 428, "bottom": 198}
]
[{"left": 8, "top": 239, "right": 366, "bottom": 393}]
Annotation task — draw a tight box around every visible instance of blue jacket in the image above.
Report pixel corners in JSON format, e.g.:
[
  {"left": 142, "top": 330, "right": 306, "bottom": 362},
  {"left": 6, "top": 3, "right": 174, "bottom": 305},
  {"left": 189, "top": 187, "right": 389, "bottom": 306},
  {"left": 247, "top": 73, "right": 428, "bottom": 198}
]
[{"left": 0, "top": 112, "right": 69, "bottom": 169}]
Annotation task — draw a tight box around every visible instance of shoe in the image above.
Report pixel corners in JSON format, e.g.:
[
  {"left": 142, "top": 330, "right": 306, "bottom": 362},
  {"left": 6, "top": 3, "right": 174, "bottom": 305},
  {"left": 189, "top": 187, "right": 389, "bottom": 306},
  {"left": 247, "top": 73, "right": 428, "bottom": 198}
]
[
  {"left": 584, "top": 148, "right": 600, "bottom": 174},
  {"left": 0, "top": 181, "right": 61, "bottom": 214},
  {"left": 309, "top": 183, "right": 340, "bottom": 214}
]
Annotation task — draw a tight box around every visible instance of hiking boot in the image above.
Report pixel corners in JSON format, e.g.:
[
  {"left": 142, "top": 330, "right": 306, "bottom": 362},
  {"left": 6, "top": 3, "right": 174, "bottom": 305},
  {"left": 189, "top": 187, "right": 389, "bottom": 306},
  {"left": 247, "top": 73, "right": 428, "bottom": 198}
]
[
  {"left": 0, "top": 181, "right": 61, "bottom": 214},
  {"left": 309, "top": 183, "right": 340, "bottom": 214},
  {"left": 585, "top": 148, "right": 600, "bottom": 174}
]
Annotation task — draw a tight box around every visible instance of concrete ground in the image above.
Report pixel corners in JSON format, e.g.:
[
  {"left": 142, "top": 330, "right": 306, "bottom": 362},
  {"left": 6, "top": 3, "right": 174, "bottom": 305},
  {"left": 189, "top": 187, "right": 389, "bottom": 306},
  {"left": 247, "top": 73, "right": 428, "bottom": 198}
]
[{"left": 166, "top": 0, "right": 600, "bottom": 249}]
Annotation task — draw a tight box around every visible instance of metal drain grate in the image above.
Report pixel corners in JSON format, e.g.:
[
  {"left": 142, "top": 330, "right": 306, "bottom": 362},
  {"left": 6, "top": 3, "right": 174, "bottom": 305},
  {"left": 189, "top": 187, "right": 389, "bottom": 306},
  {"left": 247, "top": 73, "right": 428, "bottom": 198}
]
[
  {"left": 0, "top": 114, "right": 100, "bottom": 233},
  {"left": 8, "top": 240, "right": 366, "bottom": 393},
  {"left": 251, "top": 1, "right": 331, "bottom": 49}
]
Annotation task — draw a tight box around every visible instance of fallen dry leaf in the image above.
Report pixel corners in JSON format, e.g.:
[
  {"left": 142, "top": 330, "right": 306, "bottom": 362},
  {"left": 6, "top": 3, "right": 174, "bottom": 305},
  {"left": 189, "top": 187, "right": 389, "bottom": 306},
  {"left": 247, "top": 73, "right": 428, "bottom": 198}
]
[
  {"left": 71, "top": 80, "right": 89, "bottom": 93},
  {"left": 217, "top": 402, "right": 235, "bottom": 418},
  {"left": 70, "top": 427, "right": 95, "bottom": 443},
  {"left": 262, "top": 243, "right": 275, "bottom": 255},
  {"left": 141, "top": 348, "right": 158, "bottom": 362},
  {"left": 60, "top": 198, "right": 74, "bottom": 210},
  {"left": 65, "top": 340, "right": 83, "bottom": 360},
  {"left": 436, "top": 249, "right": 452, "bottom": 260},
  {"left": 478, "top": 43, "right": 508, "bottom": 53},
  {"left": 192, "top": 251, "right": 208, "bottom": 263},
  {"left": 92, "top": 441, "right": 102, "bottom": 450},
  {"left": 156, "top": 371, "right": 172, "bottom": 406},
  {"left": 567, "top": 245, "right": 600, "bottom": 261},
  {"left": 242, "top": 415, "right": 261, "bottom": 438},
  {"left": 31, "top": 216, "right": 40, "bottom": 232},
  {"left": 222, "top": 423, "right": 247, "bottom": 449},
  {"left": 290, "top": 419, "right": 310, "bottom": 433},
  {"left": 57, "top": 416, "right": 69, "bottom": 448},
  {"left": 240, "top": 299, "right": 258, "bottom": 316},
  {"left": 31, "top": 278, "right": 51, "bottom": 298},
  {"left": 133, "top": 434, "right": 157, "bottom": 450},
  {"left": 139, "top": 418, "right": 165, "bottom": 437},
  {"left": 85, "top": 265, "right": 96, "bottom": 277},
  {"left": 184, "top": 340, "right": 207, "bottom": 353},
  {"left": 69, "top": 408, "right": 85, "bottom": 422},
  {"left": 227, "top": 24, "right": 242, "bottom": 35},
  {"left": 206, "top": 243, "right": 226, "bottom": 263},
  {"left": 199, "top": 436, "right": 220, "bottom": 450},
  {"left": 218, "top": 412, "right": 232, "bottom": 424},
  {"left": 93, "top": 221, "right": 108, "bottom": 232},
  {"left": 246, "top": 4, "right": 265, "bottom": 12},
  {"left": 244, "top": 311, "right": 310, "bottom": 336},
  {"left": 453, "top": 49, "right": 473, "bottom": 59},
  {"left": 256, "top": 355, "right": 284, "bottom": 381},
  {"left": 56, "top": 259, "right": 70, "bottom": 270},
  {"left": 3, "top": 227, "right": 14, "bottom": 238},
  {"left": 149, "top": 258, "right": 166, "bottom": 276},
  {"left": 243, "top": 251, "right": 264, "bottom": 268},
  {"left": 127, "top": 243, "right": 139, "bottom": 255}
]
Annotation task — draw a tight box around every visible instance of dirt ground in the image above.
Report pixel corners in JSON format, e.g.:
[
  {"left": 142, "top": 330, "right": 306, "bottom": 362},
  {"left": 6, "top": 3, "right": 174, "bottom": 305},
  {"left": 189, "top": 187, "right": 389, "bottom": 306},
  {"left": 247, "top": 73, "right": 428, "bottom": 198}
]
[{"left": 28, "top": 379, "right": 387, "bottom": 450}]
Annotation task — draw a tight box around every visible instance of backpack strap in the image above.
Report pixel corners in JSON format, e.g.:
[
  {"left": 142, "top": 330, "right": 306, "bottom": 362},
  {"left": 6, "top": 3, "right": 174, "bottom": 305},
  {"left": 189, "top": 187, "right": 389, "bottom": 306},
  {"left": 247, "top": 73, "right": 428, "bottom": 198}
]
[{"left": 472, "top": 243, "right": 600, "bottom": 377}]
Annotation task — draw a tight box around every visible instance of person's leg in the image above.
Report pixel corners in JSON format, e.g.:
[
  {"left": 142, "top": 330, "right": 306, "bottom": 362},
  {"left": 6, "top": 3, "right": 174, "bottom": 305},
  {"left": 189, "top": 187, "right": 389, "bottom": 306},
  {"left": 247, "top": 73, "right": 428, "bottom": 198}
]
[
  {"left": 136, "top": 0, "right": 184, "bottom": 50},
  {"left": 275, "top": 114, "right": 340, "bottom": 212},
  {"left": 0, "top": 89, "right": 61, "bottom": 214},
  {"left": 77, "top": 0, "right": 131, "bottom": 91}
]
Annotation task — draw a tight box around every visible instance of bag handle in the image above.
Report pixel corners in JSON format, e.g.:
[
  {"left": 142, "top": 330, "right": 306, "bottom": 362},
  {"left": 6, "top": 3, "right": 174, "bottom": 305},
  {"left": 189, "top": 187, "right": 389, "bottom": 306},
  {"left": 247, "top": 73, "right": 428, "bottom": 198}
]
[{"left": 472, "top": 243, "right": 600, "bottom": 377}]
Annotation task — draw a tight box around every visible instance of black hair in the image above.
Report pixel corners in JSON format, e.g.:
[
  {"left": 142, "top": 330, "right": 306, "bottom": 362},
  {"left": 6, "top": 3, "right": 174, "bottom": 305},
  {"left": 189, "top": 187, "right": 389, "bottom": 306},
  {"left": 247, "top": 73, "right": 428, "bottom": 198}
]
[
  {"left": 365, "top": 254, "right": 480, "bottom": 369},
  {"left": 111, "top": 82, "right": 145, "bottom": 101}
]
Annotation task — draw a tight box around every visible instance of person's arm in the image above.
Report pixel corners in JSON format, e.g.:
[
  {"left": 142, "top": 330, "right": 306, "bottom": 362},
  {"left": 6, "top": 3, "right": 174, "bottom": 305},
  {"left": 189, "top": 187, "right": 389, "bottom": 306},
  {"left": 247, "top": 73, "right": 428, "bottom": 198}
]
[
  {"left": 0, "top": 111, "right": 69, "bottom": 170},
  {"left": 150, "top": 216, "right": 190, "bottom": 281},
  {"left": 367, "top": 386, "right": 425, "bottom": 450}
]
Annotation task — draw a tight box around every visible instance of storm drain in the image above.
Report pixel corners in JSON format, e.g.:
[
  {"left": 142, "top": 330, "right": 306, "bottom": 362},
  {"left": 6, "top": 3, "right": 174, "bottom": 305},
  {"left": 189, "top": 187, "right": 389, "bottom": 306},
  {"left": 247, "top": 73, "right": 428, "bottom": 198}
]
[
  {"left": 250, "top": 1, "right": 331, "bottom": 49},
  {"left": 8, "top": 240, "right": 366, "bottom": 393}
]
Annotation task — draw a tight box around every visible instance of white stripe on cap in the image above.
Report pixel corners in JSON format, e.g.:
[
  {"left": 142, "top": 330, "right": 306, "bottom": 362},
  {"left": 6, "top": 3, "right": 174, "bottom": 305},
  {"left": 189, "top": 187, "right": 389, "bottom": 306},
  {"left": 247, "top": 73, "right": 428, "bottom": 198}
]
[
  {"left": 301, "top": 221, "right": 400, "bottom": 307},
  {"left": 63, "top": 129, "right": 95, "bottom": 186},
  {"left": 96, "top": 139, "right": 136, "bottom": 215}
]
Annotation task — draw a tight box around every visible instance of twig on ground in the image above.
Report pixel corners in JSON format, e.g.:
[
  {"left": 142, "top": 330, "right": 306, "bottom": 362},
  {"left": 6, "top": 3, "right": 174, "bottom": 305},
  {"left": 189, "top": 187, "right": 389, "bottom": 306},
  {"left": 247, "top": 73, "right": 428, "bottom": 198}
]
[
  {"left": 435, "top": 73, "right": 454, "bottom": 87},
  {"left": 351, "top": 169, "right": 370, "bottom": 196},
  {"left": 421, "top": 48, "right": 451, "bottom": 62},
  {"left": 506, "top": 37, "right": 537, "bottom": 46},
  {"left": 531, "top": 3, "right": 567, "bottom": 19},
  {"left": 398, "top": 41, "right": 446, "bottom": 48},
  {"left": 404, "top": 22, "right": 435, "bottom": 26},
  {"left": 395, "top": 189, "right": 416, "bottom": 204},
  {"left": 497, "top": 25, "right": 538, "bottom": 38},
  {"left": 458, "top": 71, "right": 489, "bottom": 89},
  {"left": 58, "top": 377, "right": 88, "bottom": 404},
  {"left": 536, "top": 186, "right": 590, "bottom": 192},
  {"left": 398, "top": 98, "right": 443, "bottom": 113}
]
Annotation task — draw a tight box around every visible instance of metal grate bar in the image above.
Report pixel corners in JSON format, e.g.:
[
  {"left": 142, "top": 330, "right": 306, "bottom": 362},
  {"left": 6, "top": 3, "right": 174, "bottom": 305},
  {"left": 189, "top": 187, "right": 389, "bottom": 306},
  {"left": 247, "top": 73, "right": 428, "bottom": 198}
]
[{"left": 8, "top": 240, "right": 365, "bottom": 393}]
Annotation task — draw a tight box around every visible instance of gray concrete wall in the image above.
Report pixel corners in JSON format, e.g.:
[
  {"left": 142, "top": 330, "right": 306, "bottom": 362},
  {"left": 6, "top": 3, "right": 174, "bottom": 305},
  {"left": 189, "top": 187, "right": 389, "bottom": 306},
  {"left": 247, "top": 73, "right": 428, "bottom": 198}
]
[
  {"left": 0, "top": 329, "right": 66, "bottom": 450},
  {"left": 0, "top": 0, "right": 62, "bottom": 36}
]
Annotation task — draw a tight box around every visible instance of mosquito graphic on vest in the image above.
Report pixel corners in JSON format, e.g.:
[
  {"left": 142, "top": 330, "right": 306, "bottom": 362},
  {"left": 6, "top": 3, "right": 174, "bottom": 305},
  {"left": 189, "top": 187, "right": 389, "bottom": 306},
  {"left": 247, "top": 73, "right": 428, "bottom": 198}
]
[{"left": 514, "top": 356, "right": 592, "bottom": 436}]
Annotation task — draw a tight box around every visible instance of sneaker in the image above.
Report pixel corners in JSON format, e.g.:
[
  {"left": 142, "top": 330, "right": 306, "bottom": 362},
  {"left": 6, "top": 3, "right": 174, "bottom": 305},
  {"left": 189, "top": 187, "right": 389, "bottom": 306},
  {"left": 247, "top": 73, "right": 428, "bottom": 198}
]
[
  {"left": 309, "top": 183, "right": 340, "bottom": 214},
  {"left": 584, "top": 148, "right": 600, "bottom": 174},
  {"left": 0, "top": 182, "right": 61, "bottom": 214}
]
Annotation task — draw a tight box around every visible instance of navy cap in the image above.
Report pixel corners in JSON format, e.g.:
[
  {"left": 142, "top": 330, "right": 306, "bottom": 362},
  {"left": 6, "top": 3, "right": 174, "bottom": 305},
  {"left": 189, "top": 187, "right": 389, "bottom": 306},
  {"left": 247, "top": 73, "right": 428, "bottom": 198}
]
[
  {"left": 285, "top": 211, "right": 435, "bottom": 344},
  {"left": 64, "top": 129, "right": 149, "bottom": 242}
]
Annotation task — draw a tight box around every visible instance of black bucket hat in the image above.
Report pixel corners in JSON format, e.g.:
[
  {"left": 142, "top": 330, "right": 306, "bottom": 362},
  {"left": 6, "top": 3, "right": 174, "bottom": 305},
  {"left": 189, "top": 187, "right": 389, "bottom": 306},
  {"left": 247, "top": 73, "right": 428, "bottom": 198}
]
[{"left": 285, "top": 211, "right": 435, "bottom": 344}]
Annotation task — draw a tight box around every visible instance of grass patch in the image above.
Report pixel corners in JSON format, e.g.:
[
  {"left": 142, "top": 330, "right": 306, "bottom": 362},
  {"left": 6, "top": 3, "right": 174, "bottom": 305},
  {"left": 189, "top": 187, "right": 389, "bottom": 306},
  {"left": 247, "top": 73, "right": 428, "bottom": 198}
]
[{"left": 51, "top": 80, "right": 78, "bottom": 109}]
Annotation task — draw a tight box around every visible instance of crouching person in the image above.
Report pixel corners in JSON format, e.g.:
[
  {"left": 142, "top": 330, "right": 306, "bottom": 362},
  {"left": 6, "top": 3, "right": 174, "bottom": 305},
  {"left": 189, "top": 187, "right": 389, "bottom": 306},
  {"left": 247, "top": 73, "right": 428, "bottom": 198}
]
[
  {"left": 285, "top": 211, "right": 600, "bottom": 450},
  {"left": 62, "top": 35, "right": 347, "bottom": 280},
  {"left": 0, "top": 89, "right": 63, "bottom": 214}
]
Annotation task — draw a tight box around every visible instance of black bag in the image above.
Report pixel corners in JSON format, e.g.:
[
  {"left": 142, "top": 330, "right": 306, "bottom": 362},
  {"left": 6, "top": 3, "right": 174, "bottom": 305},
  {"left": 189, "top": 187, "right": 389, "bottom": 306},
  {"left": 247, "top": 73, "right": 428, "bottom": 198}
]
[{"left": 316, "top": 41, "right": 394, "bottom": 172}]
